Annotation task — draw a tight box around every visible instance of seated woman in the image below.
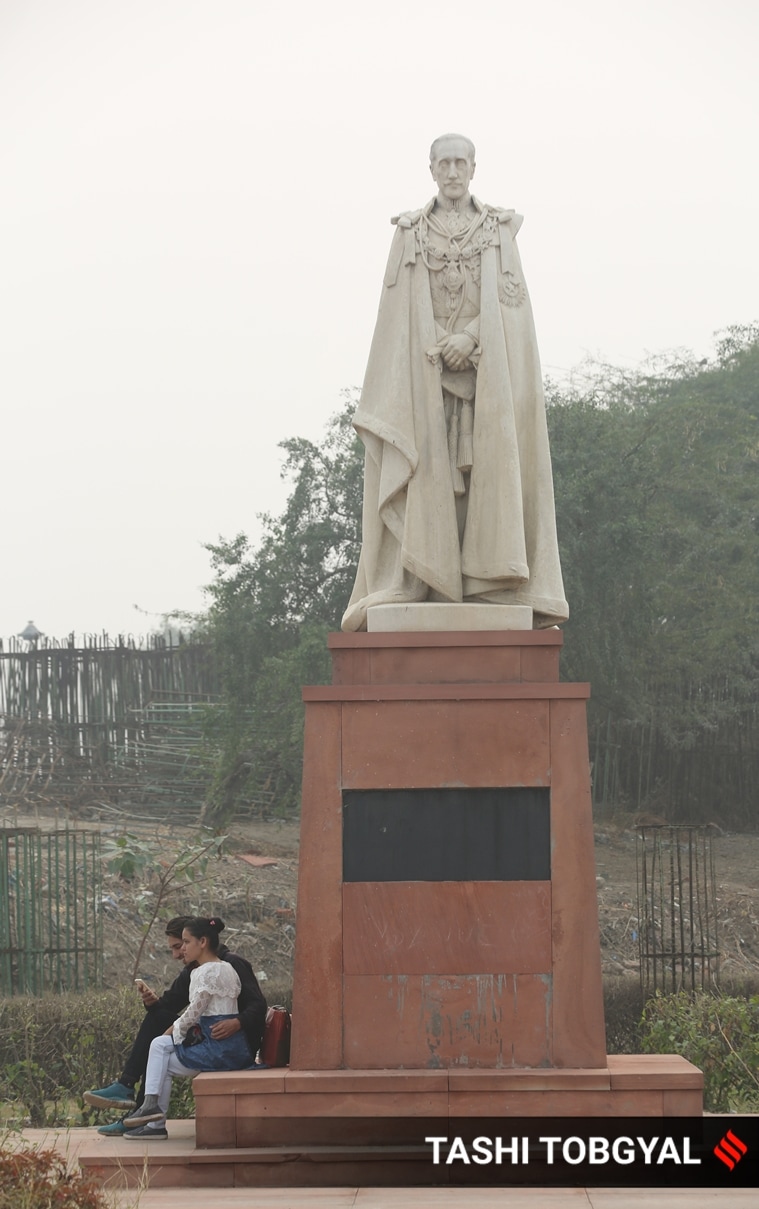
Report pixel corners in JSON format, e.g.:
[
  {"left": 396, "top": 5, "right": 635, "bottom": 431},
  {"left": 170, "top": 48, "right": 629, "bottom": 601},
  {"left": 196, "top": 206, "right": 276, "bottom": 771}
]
[{"left": 122, "top": 916, "right": 256, "bottom": 1138}]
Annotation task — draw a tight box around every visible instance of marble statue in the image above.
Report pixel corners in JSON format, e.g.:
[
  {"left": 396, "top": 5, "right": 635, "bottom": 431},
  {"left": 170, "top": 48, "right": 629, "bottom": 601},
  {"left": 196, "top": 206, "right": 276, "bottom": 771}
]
[{"left": 341, "top": 134, "right": 568, "bottom": 632}]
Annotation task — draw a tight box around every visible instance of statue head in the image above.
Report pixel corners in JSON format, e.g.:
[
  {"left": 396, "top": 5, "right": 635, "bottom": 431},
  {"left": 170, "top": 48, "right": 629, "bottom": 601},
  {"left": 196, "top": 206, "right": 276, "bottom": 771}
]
[{"left": 429, "top": 133, "right": 476, "bottom": 201}]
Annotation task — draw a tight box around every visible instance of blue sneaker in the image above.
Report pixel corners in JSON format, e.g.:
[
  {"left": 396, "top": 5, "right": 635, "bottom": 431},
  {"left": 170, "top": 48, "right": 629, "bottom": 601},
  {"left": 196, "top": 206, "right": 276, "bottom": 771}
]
[
  {"left": 97, "top": 1118, "right": 128, "bottom": 1136},
  {"left": 84, "top": 1081, "right": 136, "bottom": 1110},
  {"left": 123, "top": 1123, "right": 168, "bottom": 1140}
]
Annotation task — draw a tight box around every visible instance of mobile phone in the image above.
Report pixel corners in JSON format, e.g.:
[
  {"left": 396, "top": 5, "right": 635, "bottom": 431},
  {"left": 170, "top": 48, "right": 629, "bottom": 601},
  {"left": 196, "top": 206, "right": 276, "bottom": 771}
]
[{"left": 134, "top": 978, "right": 149, "bottom": 991}]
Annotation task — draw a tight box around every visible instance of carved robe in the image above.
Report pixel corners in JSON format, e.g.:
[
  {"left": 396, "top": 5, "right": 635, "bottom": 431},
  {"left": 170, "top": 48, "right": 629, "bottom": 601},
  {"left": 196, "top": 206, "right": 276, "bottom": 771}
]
[{"left": 341, "top": 196, "right": 568, "bottom": 632}]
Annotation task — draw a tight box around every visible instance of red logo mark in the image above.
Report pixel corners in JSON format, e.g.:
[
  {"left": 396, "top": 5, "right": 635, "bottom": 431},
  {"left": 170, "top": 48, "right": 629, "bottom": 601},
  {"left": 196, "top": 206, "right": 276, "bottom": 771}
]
[{"left": 714, "top": 1130, "right": 748, "bottom": 1171}]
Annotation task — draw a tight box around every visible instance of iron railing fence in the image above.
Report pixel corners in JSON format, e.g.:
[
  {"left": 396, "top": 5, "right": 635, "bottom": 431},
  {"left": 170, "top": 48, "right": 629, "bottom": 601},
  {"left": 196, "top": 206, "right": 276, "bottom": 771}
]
[
  {"left": 636, "top": 824, "right": 719, "bottom": 994},
  {"left": 0, "top": 826, "right": 103, "bottom": 995}
]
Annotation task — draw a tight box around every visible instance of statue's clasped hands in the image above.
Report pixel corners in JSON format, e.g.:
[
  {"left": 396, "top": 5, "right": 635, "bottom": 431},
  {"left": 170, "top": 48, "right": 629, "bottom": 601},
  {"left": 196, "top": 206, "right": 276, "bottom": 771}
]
[{"left": 439, "top": 331, "right": 476, "bottom": 371}]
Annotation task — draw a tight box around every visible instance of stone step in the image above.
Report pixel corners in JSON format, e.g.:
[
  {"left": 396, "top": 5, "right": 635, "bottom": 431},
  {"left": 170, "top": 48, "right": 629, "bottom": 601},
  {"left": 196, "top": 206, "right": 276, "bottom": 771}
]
[{"left": 79, "top": 1132, "right": 438, "bottom": 1190}]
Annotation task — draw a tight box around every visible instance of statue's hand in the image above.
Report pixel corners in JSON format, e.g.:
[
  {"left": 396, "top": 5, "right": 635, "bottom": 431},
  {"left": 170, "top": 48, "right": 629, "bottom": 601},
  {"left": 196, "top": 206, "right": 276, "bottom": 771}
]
[{"left": 439, "top": 332, "right": 477, "bottom": 371}]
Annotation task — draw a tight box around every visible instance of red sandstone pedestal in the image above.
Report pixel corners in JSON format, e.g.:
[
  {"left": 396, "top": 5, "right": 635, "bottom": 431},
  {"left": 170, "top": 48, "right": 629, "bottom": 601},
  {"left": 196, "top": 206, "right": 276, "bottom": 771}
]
[
  {"left": 193, "top": 630, "right": 701, "bottom": 1166},
  {"left": 293, "top": 630, "right": 605, "bottom": 1073}
]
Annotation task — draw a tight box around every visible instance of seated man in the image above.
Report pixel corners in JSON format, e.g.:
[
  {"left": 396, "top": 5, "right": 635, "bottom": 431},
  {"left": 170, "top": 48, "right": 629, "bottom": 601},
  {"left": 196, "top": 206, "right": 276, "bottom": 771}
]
[{"left": 85, "top": 915, "right": 267, "bottom": 1136}]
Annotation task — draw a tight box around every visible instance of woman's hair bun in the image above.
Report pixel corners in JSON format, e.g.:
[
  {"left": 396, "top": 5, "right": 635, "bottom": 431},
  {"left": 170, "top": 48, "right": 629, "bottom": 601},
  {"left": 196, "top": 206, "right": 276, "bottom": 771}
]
[{"left": 207, "top": 916, "right": 225, "bottom": 934}]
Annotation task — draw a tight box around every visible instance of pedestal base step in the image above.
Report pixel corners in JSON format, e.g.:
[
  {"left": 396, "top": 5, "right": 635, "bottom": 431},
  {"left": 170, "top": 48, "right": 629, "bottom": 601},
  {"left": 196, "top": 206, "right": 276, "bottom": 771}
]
[
  {"left": 195, "top": 1056, "right": 702, "bottom": 1149},
  {"left": 366, "top": 603, "right": 533, "bottom": 631}
]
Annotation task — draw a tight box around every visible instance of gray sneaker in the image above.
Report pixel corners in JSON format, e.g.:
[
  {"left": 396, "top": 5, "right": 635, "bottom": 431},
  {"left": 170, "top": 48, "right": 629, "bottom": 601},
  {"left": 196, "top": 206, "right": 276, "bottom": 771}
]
[
  {"left": 123, "top": 1100, "right": 165, "bottom": 1128},
  {"left": 123, "top": 1122, "right": 168, "bottom": 1140}
]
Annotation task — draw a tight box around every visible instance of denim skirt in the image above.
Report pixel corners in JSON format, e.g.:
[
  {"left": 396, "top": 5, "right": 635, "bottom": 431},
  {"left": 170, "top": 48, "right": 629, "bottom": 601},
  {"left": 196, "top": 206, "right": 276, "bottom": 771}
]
[{"left": 174, "top": 1014, "right": 255, "bottom": 1072}]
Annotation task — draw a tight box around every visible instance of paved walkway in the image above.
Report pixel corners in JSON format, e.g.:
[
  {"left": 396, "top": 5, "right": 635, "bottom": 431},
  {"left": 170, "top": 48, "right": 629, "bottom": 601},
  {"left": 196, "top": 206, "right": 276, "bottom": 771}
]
[
  {"left": 108, "top": 1190, "right": 756, "bottom": 1208},
  {"left": 13, "top": 1127, "right": 756, "bottom": 1209}
]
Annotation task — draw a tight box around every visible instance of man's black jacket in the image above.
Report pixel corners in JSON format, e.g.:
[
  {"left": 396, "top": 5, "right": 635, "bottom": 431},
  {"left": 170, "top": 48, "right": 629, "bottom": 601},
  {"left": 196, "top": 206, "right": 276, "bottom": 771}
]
[{"left": 147, "top": 944, "right": 267, "bottom": 1060}]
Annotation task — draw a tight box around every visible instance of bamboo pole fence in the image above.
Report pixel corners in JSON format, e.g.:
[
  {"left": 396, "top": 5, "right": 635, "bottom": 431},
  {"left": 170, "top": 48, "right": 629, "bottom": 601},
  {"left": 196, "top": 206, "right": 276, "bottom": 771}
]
[{"left": 0, "top": 633, "right": 219, "bottom": 821}]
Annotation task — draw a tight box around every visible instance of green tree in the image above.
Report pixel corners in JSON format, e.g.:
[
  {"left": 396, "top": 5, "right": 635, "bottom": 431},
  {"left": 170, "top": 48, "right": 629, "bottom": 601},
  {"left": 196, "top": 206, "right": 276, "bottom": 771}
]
[
  {"left": 548, "top": 326, "right": 759, "bottom": 821},
  {"left": 200, "top": 396, "right": 363, "bottom": 823}
]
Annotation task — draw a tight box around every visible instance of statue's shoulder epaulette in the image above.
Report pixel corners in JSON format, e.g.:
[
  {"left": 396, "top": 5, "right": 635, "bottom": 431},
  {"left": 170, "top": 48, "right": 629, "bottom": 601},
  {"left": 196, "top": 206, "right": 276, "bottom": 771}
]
[
  {"left": 384, "top": 208, "right": 425, "bottom": 286},
  {"left": 493, "top": 207, "right": 523, "bottom": 235},
  {"left": 475, "top": 201, "right": 521, "bottom": 226},
  {"left": 391, "top": 208, "right": 423, "bottom": 229}
]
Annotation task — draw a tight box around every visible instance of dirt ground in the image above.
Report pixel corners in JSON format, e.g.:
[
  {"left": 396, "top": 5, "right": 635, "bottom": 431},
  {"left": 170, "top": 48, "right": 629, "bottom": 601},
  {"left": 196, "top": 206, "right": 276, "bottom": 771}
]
[
  {"left": 98, "top": 818, "right": 303, "bottom": 994},
  {"left": 2, "top": 806, "right": 758, "bottom": 995}
]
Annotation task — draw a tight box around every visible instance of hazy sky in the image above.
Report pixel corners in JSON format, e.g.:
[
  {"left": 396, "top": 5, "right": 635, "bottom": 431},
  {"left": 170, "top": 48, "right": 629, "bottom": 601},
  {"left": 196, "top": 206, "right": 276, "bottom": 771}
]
[{"left": 1, "top": 0, "right": 757, "bottom": 642}]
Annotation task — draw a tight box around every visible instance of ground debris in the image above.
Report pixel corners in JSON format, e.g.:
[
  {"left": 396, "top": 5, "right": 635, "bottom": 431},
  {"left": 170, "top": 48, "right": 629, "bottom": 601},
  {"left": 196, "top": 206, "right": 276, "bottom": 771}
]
[{"left": 2, "top": 803, "right": 757, "bottom": 995}]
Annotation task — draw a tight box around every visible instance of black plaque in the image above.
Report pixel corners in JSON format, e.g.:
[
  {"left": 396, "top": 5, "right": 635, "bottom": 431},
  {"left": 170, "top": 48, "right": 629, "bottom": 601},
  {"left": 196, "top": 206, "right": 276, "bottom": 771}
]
[{"left": 343, "top": 787, "right": 550, "bottom": 882}]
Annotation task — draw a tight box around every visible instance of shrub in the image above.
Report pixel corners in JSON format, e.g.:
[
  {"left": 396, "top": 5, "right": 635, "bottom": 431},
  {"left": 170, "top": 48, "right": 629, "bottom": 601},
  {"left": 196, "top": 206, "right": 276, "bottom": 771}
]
[
  {"left": 640, "top": 990, "right": 759, "bottom": 1112},
  {"left": 0, "top": 989, "right": 195, "bottom": 1127},
  {"left": 603, "top": 976, "right": 646, "bottom": 1054},
  {"left": 0, "top": 1141, "right": 110, "bottom": 1209}
]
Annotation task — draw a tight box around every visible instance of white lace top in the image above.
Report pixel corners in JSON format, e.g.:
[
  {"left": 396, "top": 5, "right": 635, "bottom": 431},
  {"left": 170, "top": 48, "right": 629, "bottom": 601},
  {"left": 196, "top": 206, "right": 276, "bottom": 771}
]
[{"left": 171, "top": 960, "right": 241, "bottom": 1043}]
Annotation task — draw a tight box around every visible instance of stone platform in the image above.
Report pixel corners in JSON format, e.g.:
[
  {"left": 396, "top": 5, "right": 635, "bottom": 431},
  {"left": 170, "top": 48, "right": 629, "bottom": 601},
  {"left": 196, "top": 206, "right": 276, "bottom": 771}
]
[
  {"left": 76, "top": 1057, "right": 702, "bottom": 1189},
  {"left": 192, "top": 1059, "right": 703, "bottom": 1149},
  {"left": 25, "top": 1116, "right": 759, "bottom": 1203}
]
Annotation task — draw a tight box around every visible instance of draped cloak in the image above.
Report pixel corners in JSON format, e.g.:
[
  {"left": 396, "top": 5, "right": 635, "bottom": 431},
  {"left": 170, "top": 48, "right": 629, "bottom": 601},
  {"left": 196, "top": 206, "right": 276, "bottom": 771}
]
[{"left": 341, "top": 197, "right": 569, "bottom": 632}]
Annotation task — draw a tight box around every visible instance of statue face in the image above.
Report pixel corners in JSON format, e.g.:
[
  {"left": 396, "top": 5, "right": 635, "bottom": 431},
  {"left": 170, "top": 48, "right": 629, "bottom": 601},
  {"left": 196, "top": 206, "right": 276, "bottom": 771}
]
[{"left": 430, "top": 137, "right": 475, "bottom": 200}]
